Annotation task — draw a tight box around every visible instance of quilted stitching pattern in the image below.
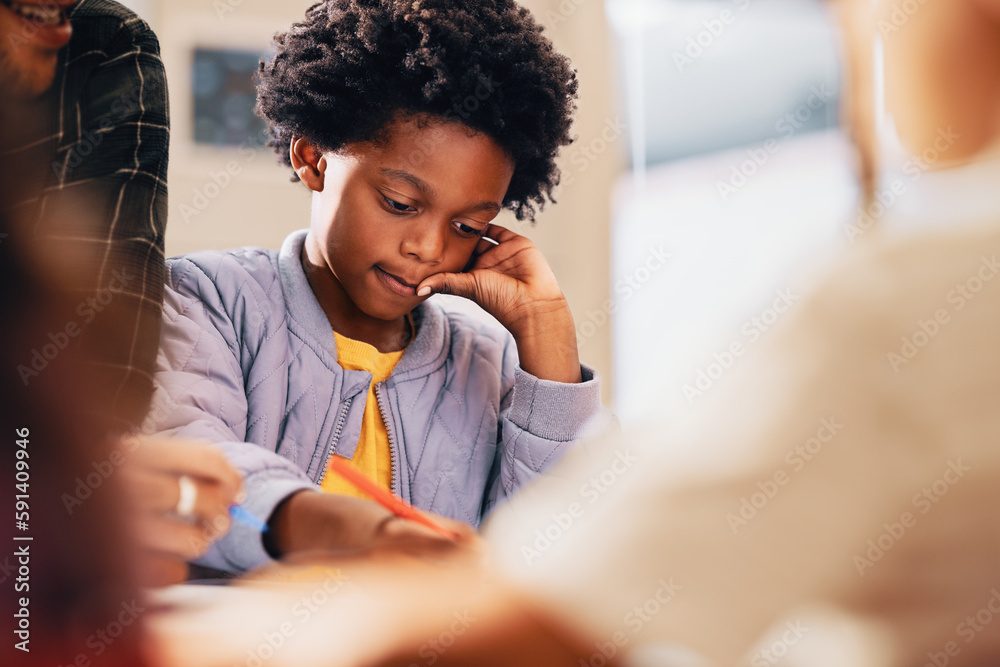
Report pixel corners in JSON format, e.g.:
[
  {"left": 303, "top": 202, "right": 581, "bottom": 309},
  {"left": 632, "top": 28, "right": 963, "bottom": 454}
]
[{"left": 147, "top": 233, "right": 603, "bottom": 571}]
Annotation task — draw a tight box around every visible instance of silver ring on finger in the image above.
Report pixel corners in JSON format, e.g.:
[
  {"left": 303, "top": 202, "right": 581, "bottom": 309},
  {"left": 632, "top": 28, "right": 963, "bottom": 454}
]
[{"left": 175, "top": 474, "right": 197, "bottom": 518}]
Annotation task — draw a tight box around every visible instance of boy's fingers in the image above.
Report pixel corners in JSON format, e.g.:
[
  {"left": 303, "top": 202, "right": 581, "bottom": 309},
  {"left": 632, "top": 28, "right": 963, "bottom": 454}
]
[
  {"left": 418, "top": 271, "right": 480, "bottom": 300},
  {"left": 482, "top": 222, "right": 516, "bottom": 244},
  {"left": 472, "top": 234, "right": 499, "bottom": 258}
]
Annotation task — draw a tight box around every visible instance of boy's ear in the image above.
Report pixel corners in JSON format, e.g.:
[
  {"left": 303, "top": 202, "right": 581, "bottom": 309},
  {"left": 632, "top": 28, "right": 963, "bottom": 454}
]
[{"left": 289, "top": 136, "right": 327, "bottom": 192}]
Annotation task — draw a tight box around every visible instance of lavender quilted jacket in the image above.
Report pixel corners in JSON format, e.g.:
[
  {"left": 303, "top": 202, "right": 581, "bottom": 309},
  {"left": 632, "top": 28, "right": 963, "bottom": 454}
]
[{"left": 144, "top": 230, "right": 604, "bottom": 572}]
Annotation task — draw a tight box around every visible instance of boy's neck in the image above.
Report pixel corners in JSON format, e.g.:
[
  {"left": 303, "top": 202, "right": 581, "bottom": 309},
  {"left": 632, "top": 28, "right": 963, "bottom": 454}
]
[{"left": 300, "top": 244, "right": 412, "bottom": 354}]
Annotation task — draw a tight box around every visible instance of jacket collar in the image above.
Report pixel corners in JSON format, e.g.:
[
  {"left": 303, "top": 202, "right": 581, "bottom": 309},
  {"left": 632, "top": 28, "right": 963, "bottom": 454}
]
[{"left": 277, "top": 230, "right": 450, "bottom": 380}]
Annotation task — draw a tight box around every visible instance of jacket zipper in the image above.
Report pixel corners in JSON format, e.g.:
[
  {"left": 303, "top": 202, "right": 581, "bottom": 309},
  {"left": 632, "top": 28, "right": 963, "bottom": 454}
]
[
  {"left": 374, "top": 382, "right": 402, "bottom": 497},
  {"left": 316, "top": 399, "right": 352, "bottom": 486}
]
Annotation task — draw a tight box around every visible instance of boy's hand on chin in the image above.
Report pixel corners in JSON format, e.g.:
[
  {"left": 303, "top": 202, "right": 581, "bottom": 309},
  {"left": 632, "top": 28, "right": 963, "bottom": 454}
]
[
  {"left": 416, "top": 224, "right": 565, "bottom": 330},
  {"left": 417, "top": 224, "right": 583, "bottom": 384}
]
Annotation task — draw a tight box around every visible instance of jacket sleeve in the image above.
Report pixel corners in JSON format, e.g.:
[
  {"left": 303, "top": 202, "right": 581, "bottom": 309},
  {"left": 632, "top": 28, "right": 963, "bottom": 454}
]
[
  {"left": 484, "top": 338, "right": 612, "bottom": 514},
  {"left": 143, "top": 260, "right": 316, "bottom": 573}
]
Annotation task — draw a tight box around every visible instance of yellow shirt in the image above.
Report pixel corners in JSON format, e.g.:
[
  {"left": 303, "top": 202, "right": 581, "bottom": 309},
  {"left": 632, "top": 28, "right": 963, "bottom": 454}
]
[{"left": 319, "top": 328, "right": 408, "bottom": 499}]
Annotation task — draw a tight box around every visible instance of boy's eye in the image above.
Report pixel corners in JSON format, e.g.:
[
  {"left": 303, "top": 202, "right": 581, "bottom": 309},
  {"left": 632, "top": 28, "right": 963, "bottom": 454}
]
[
  {"left": 381, "top": 194, "right": 415, "bottom": 214},
  {"left": 453, "top": 221, "right": 483, "bottom": 238}
]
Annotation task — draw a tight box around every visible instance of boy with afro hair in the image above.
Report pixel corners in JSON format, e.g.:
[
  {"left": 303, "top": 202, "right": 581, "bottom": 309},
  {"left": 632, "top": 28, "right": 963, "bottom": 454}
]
[{"left": 146, "top": 0, "right": 605, "bottom": 573}]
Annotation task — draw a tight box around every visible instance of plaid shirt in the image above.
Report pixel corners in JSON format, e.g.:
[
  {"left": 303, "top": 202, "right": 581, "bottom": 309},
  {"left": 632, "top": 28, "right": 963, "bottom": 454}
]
[{"left": 7, "top": 0, "right": 169, "bottom": 432}]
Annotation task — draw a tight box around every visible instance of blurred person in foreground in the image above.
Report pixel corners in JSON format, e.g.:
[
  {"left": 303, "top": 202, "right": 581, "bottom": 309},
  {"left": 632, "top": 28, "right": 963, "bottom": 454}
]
[
  {"left": 406, "top": 0, "right": 1000, "bottom": 663},
  {"left": 0, "top": 0, "right": 242, "bottom": 590},
  {"left": 0, "top": 140, "right": 149, "bottom": 667},
  {"left": 143, "top": 0, "right": 1000, "bottom": 664},
  {"left": 0, "top": 26, "right": 242, "bottom": 663}
]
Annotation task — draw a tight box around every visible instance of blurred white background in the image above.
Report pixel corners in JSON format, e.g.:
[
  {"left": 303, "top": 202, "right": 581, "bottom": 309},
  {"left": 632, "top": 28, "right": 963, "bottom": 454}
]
[{"left": 604, "top": 0, "right": 857, "bottom": 421}]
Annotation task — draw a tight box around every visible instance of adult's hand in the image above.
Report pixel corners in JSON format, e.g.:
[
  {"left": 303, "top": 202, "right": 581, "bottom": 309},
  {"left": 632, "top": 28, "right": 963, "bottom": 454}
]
[{"left": 120, "top": 436, "right": 244, "bottom": 586}]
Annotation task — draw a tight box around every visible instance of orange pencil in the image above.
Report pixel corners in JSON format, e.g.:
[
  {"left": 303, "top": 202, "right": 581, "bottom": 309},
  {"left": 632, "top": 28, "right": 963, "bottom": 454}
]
[{"left": 326, "top": 456, "right": 460, "bottom": 539}]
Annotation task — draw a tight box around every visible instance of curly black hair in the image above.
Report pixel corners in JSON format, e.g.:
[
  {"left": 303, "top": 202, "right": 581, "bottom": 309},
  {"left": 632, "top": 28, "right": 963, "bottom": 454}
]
[{"left": 255, "top": 0, "right": 578, "bottom": 221}]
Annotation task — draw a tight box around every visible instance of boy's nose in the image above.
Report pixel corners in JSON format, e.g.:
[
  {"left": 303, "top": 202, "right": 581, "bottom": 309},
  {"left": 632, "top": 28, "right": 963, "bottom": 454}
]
[{"left": 401, "top": 218, "right": 446, "bottom": 263}]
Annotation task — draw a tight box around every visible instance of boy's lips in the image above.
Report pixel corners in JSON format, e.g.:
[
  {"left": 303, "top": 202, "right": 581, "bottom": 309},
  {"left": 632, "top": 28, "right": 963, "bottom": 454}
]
[{"left": 374, "top": 265, "right": 421, "bottom": 298}]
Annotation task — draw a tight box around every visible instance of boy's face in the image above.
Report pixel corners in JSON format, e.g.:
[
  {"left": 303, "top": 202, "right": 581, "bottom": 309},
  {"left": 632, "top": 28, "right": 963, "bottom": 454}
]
[{"left": 299, "top": 116, "right": 515, "bottom": 326}]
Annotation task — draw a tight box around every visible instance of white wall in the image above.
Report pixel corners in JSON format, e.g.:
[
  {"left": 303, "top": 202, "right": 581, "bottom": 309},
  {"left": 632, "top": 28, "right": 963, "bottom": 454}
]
[{"left": 150, "top": 1, "right": 317, "bottom": 258}]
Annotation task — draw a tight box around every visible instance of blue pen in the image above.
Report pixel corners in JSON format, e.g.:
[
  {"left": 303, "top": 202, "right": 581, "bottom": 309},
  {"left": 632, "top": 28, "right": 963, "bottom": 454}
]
[{"left": 230, "top": 504, "right": 268, "bottom": 532}]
